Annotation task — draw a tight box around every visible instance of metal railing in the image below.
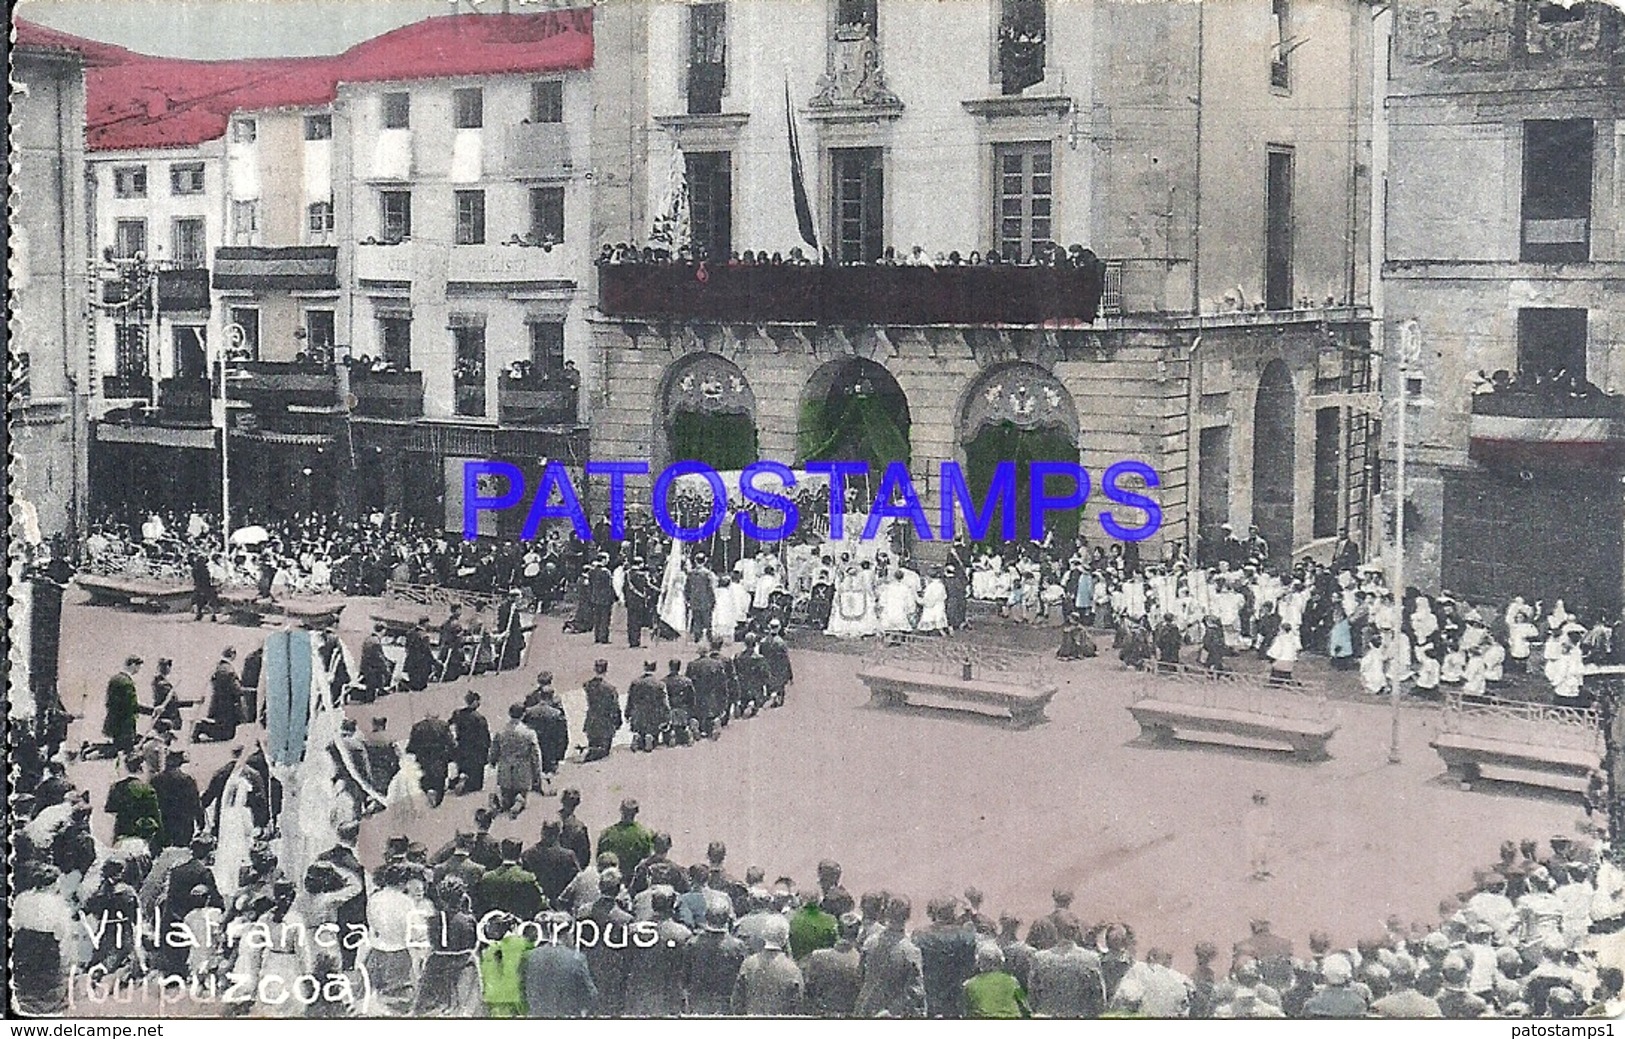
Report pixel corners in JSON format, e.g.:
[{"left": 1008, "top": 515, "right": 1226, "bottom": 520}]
[
  {"left": 864, "top": 631, "right": 1051, "bottom": 681},
  {"left": 384, "top": 580, "right": 500, "bottom": 616},
  {"left": 1132, "top": 660, "right": 1333, "bottom": 723},
  {"left": 1438, "top": 692, "right": 1604, "bottom": 754}
]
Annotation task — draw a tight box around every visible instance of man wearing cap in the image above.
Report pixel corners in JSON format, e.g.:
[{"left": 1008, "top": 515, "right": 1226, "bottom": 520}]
[
  {"left": 625, "top": 661, "right": 669, "bottom": 753},
  {"left": 597, "top": 798, "right": 656, "bottom": 877},
  {"left": 686, "top": 904, "right": 749, "bottom": 1015},
  {"left": 760, "top": 619, "right": 794, "bottom": 708},
  {"left": 623, "top": 558, "right": 654, "bottom": 649},
  {"left": 733, "top": 913, "right": 805, "bottom": 1015},
  {"left": 96, "top": 656, "right": 145, "bottom": 759},
  {"left": 583, "top": 659, "right": 622, "bottom": 762},
  {"left": 150, "top": 748, "right": 201, "bottom": 849},
  {"left": 450, "top": 691, "right": 492, "bottom": 796},
  {"left": 490, "top": 703, "right": 545, "bottom": 818}
]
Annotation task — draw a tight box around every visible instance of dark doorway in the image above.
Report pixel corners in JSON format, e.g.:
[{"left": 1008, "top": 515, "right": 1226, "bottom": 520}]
[
  {"left": 1251, "top": 360, "right": 1296, "bottom": 559},
  {"left": 686, "top": 152, "right": 733, "bottom": 262},
  {"left": 1265, "top": 147, "right": 1294, "bottom": 310},
  {"left": 1198, "top": 425, "right": 1231, "bottom": 543},
  {"left": 832, "top": 148, "right": 884, "bottom": 264},
  {"left": 1313, "top": 406, "right": 1341, "bottom": 539},
  {"left": 962, "top": 422, "right": 1079, "bottom": 543},
  {"left": 797, "top": 357, "right": 909, "bottom": 493}
]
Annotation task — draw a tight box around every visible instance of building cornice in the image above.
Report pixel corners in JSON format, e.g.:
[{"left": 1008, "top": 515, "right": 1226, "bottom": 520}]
[{"left": 961, "top": 95, "right": 1073, "bottom": 120}]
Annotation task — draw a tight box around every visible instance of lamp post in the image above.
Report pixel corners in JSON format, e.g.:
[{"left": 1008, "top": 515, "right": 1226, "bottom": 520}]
[
  {"left": 1388, "top": 320, "right": 1422, "bottom": 764},
  {"left": 219, "top": 323, "right": 251, "bottom": 557}
]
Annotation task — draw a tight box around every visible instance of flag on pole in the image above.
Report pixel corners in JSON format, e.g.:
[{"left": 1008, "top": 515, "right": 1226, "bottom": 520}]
[
  {"left": 648, "top": 140, "right": 692, "bottom": 254},
  {"left": 786, "top": 79, "right": 820, "bottom": 253}
]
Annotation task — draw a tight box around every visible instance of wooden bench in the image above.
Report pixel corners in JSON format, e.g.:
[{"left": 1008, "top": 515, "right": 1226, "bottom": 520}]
[
  {"left": 857, "top": 663, "right": 1057, "bottom": 730},
  {"left": 1130, "top": 699, "right": 1337, "bottom": 762}
]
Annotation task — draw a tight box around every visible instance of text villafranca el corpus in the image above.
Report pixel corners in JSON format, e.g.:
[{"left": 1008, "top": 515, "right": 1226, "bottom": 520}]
[{"left": 463, "top": 458, "right": 1164, "bottom": 543}]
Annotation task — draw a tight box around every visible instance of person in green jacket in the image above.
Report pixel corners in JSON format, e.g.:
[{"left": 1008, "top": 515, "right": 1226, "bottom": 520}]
[
  {"left": 480, "top": 914, "right": 535, "bottom": 1018},
  {"left": 104, "top": 754, "right": 164, "bottom": 847},
  {"left": 595, "top": 798, "right": 654, "bottom": 876},
  {"left": 103, "top": 656, "right": 147, "bottom": 755},
  {"left": 789, "top": 898, "right": 838, "bottom": 961},
  {"left": 964, "top": 945, "right": 1031, "bottom": 1019}
]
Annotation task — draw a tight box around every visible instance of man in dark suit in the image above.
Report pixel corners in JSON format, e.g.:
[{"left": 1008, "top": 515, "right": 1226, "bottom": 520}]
[
  {"left": 687, "top": 641, "right": 729, "bottom": 740},
  {"left": 438, "top": 605, "right": 468, "bottom": 681},
  {"left": 623, "top": 559, "right": 654, "bottom": 649},
  {"left": 583, "top": 660, "right": 622, "bottom": 762},
  {"left": 760, "top": 620, "right": 794, "bottom": 708},
  {"left": 407, "top": 712, "right": 457, "bottom": 807},
  {"left": 522, "top": 820, "right": 583, "bottom": 906},
  {"left": 450, "top": 691, "right": 492, "bottom": 795},
  {"left": 586, "top": 555, "right": 617, "bottom": 645},
  {"left": 521, "top": 913, "right": 599, "bottom": 1018},
  {"left": 685, "top": 557, "right": 716, "bottom": 644},
  {"left": 495, "top": 589, "right": 527, "bottom": 671},
  {"left": 358, "top": 624, "right": 392, "bottom": 702},
  {"left": 150, "top": 749, "right": 201, "bottom": 850}
]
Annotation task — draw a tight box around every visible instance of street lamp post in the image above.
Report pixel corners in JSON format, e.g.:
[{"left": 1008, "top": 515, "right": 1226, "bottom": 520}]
[
  {"left": 219, "top": 323, "right": 250, "bottom": 558},
  {"left": 1389, "top": 320, "right": 1422, "bottom": 765}
]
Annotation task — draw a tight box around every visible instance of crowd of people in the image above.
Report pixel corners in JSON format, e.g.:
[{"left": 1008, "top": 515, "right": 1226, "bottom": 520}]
[
  {"left": 597, "top": 239, "right": 1107, "bottom": 272},
  {"left": 13, "top": 724, "right": 1623, "bottom": 1019}
]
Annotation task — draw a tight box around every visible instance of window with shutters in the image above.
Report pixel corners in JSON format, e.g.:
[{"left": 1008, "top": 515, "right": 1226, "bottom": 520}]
[
  {"left": 231, "top": 200, "right": 259, "bottom": 246},
  {"left": 304, "top": 114, "right": 333, "bottom": 140},
  {"left": 529, "top": 187, "right": 565, "bottom": 244},
  {"left": 172, "top": 217, "right": 206, "bottom": 268},
  {"left": 232, "top": 118, "right": 257, "bottom": 143},
  {"left": 687, "top": 2, "right": 727, "bottom": 115},
  {"left": 114, "top": 219, "right": 147, "bottom": 259},
  {"left": 453, "top": 88, "right": 484, "bottom": 129},
  {"left": 382, "top": 92, "right": 411, "bottom": 129},
  {"left": 380, "top": 190, "right": 412, "bottom": 243},
  {"left": 529, "top": 321, "right": 565, "bottom": 374},
  {"left": 307, "top": 201, "right": 334, "bottom": 244},
  {"left": 994, "top": 142, "right": 1051, "bottom": 261},
  {"left": 305, "top": 309, "right": 336, "bottom": 358},
  {"left": 113, "top": 166, "right": 147, "bottom": 199},
  {"left": 686, "top": 152, "right": 733, "bottom": 262},
  {"left": 1521, "top": 120, "right": 1593, "bottom": 263},
  {"left": 832, "top": 148, "right": 884, "bottom": 264},
  {"left": 531, "top": 81, "right": 564, "bottom": 123},
  {"left": 455, "top": 190, "right": 486, "bottom": 245},
  {"left": 170, "top": 162, "right": 205, "bottom": 195}
]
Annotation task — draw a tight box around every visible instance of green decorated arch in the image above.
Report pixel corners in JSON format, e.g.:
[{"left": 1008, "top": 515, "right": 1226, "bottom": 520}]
[{"left": 660, "top": 352, "right": 760, "bottom": 472}]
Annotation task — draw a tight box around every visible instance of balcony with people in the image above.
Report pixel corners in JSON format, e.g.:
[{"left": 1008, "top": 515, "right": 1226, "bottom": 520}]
[
  {"left": 346, "top": 356, "right": 424, "bottom": 420},
  {"left": 497, "top": 358, "right": 580, "bottom": 427},
  {"left": 1468, "top": 366, "right": 1625, "bottom": 469},
  {"left": 595, "top": 241, "right": 1108, "bottom": 326}
]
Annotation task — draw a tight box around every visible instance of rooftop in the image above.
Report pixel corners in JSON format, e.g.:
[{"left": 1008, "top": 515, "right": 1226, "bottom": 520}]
[{"left": 12, "top": 10, "right": 593, "bottom": 152}]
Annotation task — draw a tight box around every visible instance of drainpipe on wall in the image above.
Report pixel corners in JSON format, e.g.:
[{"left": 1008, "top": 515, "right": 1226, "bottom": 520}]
[
  {"left": 1185, "top": 333, "right": 1203, "bottom": 560},
  {"left": 1190, "top": 1, "right": 1204, "bottom": 316}
]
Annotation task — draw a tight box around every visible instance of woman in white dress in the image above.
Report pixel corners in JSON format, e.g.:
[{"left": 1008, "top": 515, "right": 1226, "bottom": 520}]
[
  {"left": 876, "top": 571, "right": 917, "bottom": 635},
  {"left": 213, "top": 768, "right": 257, "bottom": 899},
  {"left": 711, "top": 575, "right": 739, "bottom": 644},
  {"left": 917, "top": 571, "right": 949, "bottom": 634},
  {"left": 1359, "top": 632, "right": 1388, "bottom": 694}
]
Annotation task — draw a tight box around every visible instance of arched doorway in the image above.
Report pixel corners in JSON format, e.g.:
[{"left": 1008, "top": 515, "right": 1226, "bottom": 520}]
[
  {"left": 958, "top": 363, "right": 1081, "bottom": 543},
  {"left": 659, "top": 353, "right": 759, "bottom": 472},
  {"left": 797, "top": 357, "right": 911, "bottom": 497},
  {"left": 1251, "top": 359, "right": 1297, "bottom": 560}
]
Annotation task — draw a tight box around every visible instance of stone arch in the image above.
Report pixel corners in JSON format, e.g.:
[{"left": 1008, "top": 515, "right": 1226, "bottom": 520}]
[
  {"left": 956, "top": 362, "right": 1082, "bottom": 541},
  {"left": 1251, "top": 358, "right": 1297, "bottom": 559},
  {"left": 656, "top": 351, "right": 760, "bottom": 472},
  {"left": 796, "top": 356, "right": 912, "bottom": 489}
]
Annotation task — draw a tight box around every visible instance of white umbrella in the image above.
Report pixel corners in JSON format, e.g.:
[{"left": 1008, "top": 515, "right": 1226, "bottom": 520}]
[{"left": 229, "top": 525, "right": 271, "bottom": 546}]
